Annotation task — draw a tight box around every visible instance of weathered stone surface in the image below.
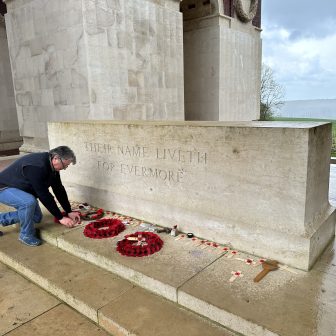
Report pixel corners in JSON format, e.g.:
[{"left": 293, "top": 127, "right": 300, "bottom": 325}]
[
  {"left": 0, "top": 263, "right": 59, "bottom": 335},
  {"left": 183, "top": 12, "right": 261, "bottom": 121},
  {"left": 99, "top": 287, "right": 233, "bottom": 336},
  {"left": 178, "top": 255, "right": 321, "bottom": 336},
  {"left": 2, "top": 201, "right": 336, "bottom": 336},
  {"left": 0, "top": 228, "right": 235, "bottom": 336},
  {"left": 48, "top": 120, "right": 336, "bottom": 270},
  {"left": 4, "top": 0, "right": 184, "bottom": 152},
  {"left": 0, "top": 229, "right": 134, "bottom": 323},
  {"left": 50, "top": 219, "right": 221, "bottom": 302},
  {"left": 1, "top": 159, "right": 336, "bottom": 336},
  {"left": 5, "top": 304, "right": 111, "bottom": 336},
  {"left": 0, "top": 17, "right": 22, "bottom": 152},
  {"left": 330, "top": 164, "right": 336, "bottom": 207}
]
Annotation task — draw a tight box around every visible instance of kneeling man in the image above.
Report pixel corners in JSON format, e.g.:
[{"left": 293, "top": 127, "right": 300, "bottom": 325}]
[{"left": 0, "top": 146, "right": 80, "bottom": 246}]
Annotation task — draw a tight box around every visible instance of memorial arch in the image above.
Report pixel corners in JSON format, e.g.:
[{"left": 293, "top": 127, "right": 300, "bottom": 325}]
[
  {"left": 2, "top": 0, "right": 261, "bottom": 153},
  {"left": 180, "top": 0, "right": 261, "bottom": 120}
]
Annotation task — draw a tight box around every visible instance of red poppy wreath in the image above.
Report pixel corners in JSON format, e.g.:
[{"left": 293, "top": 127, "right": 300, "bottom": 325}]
[
  {"left": 116, "top": 231, "right": 164, "bottom": 257},
  {"left": 83, "top": 218, "right": 125, "bottom": 239}
]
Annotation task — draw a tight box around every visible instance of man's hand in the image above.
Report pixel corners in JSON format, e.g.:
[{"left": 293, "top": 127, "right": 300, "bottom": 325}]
[
  {"left": 59, "top": 217, "right": 76, "bottom": 228},
  {"left": 68, "top": 211, "right": 81, "bottom": 224}
]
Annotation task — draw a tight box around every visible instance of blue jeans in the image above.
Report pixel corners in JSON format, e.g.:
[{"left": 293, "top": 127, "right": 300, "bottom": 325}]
[{"left": 0, "top": 188, "right": 42, "bottom": 238}]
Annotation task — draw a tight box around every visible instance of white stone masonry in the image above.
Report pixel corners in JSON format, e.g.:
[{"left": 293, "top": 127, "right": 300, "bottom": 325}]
[
  {"left": 4, "top": 0, "right": 184, "bottom": 152},
  {"left": 49, "top": 120, "right": 336, "bottom": 271},
  {"left": 0, "top": 14, "right": 22, "bottom": 152}
]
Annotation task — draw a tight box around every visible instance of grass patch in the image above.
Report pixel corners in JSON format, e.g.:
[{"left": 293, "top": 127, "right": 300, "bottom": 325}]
[{"left": 273, "top": 117, "right": 336, "bottom": 157}]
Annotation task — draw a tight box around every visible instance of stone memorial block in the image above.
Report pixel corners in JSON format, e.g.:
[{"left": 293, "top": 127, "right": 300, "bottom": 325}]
[{"left": 48, "top": 120, "right": 336, "bottom": 270}]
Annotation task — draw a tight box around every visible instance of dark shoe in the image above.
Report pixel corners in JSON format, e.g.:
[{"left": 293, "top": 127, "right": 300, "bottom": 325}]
[
  {"left": 35, "top": 228, "right": 41, "bottom": 240},
  {"left": 19, "top": 235, "right": 42, "bottom": 246},
  {"left": 0, "top": 230, "right": 3, "bottom": 237}
]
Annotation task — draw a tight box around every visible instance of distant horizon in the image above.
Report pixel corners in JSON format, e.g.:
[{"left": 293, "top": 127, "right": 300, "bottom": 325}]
[
  {"left": 278, "top": 99, "right": 336, "bottom": 120},
  {"left": 284, "top": 98, "right": 336, "bottom": 102}
]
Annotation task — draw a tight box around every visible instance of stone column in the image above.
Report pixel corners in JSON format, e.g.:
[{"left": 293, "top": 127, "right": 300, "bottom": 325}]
[
  {"left": 83, "top": 0, "right": 184, "bottom": 120},
  {"left": 0, "top": 14, "right": 22, "bottom": 153},
  {"left": 182, "top": 0, "right": 261, "bottom": 121},
  {"left": 4, "top": 0, "right": 184, "bottom": 152}
]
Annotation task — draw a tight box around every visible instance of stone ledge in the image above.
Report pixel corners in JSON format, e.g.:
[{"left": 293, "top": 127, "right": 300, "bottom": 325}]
[
  {"left": 0, "top": 227, "right": 235, "bottom": 336},
  {"left": 1, "top": 211, "right": 336, "bottom": 335},
  {"left": 49, "top": 120, "right": 330, "bottom": 128},
  {"left": 0, "top": 263, "right": 60, "bottom": 335},
  {"left": 32, "top": 212, "right": 330, "bottom": 335},
  {"left": 49, "top": 121, "right": 335, "bottom": 270}
]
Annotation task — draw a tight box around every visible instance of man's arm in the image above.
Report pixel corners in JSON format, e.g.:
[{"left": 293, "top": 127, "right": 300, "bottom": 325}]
[
  {"left": 51, "top": 173, "right": 81, "bottom": 224},
  {"left": 23, "top": 166, "right": 64, "bottom": 219},
  {"left": 50, "top": 172, "right": 72, "bottom": 214}
]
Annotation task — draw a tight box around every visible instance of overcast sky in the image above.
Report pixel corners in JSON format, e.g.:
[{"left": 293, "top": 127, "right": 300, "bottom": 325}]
[{"left": 261, "top": 0, "right": 336, "bottom": 101}]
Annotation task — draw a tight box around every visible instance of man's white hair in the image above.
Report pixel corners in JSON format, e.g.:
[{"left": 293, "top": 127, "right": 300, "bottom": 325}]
[{"left": 49, "top": 146, "right": 76, "bottom": 164}]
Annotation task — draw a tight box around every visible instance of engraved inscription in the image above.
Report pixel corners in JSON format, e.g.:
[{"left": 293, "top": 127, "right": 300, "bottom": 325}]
[
  {"left": 120, "top": 163, "right": 184, "bottom": 182},
  {"left": 156, "top": 148, "right": 207, "bottom": 164},
  {"left": 85, "top": 142, "right": 113, "bottom": 154},
  {"left": 97, "top": 160, "right": 184, "bottom": 183},
  {"left": 118, "top": 145, "right": 149, "bottom": 158},
  {"left": 85, "top": 142, "right": 207, "bottom": 185}
]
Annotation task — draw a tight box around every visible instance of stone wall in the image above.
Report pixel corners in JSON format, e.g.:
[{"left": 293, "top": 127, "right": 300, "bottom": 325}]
[
  {"left": 48, "top": 120, "right": 336, "bottom": 270},
  {"left": 83, "top": 0, "right": 184, "bottom": 120},
  {"left": 0, "top": 14, "right": 22, "bottom": 152},
  {"left": 4, "top": 0, "right": 263, "bottom": 153},
  {"left": 4, "top": 0, "right": 90, "bottom": 152},
  {"left": 4, "top": 0, "right": 184, "bottom": 152}
]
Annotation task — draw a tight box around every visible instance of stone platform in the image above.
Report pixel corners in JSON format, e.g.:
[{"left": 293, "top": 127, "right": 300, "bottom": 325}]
[
  {"left": 1, "top": 202, "right": 336, "bottom": 336},
  {"left": 0, "top": 262, "right": 111, "bottom": 336},
  {"left": 48, "top": 120, "right": 336, "bottom": 270}
]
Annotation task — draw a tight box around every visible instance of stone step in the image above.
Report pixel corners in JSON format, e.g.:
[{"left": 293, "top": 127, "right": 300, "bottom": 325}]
[
  {"left": 1, "top": 212, "right": 335, "bottom": 336},
  {"left": 0, "top": 227, "right": 236, "bottom": 336},
  {"left": 0, "top": 262, "right": 113, "bottom": 336}
]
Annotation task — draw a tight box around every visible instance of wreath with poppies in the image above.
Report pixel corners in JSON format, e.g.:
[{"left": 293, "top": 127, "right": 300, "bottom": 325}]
[
  {"left": 83, "top": 218, "right": 125, "bottom": 239},
  {"left": 116, "top": 231, "right": 164, "bottom": 257}
]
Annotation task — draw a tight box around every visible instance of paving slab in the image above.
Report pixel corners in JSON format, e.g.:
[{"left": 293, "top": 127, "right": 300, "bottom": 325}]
[
  {"left": 37, "top": 216, "right": 224, "bottom": 302},
  {"left": 0, "top": 229, "right": 134, "bottom": 322},
  {"left": 11, "top": 212, "right": 336, "bottom": 336},
  {"left": 98, "top": 286, "right": 235, "bottom": 336},
  {"left": 0, "top": 228, "right": 237, "bottom": 336},
  {"left": 35, "top": 213, "right": 82, "bottom": 246},
  {"left": 178, "top": 240, "right": 336, "bottom": 336},
  {"left": 0, "top": 263, "right": 59, "bottom": 335},
  {"left": 4, "top": 304, "right": 111, "bottom": 336}
]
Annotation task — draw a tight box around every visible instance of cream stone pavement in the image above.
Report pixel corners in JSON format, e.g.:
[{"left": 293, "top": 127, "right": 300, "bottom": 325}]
[
  {"left": 0, "top": 263, "right": 112, "bottom": 336},
  {"left": 0, "top": 159, "right": 336, "bottom": 336}
]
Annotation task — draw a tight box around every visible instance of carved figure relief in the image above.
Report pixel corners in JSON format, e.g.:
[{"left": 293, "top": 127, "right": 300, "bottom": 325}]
[{"left": 234, "top": 0, "right": 259, "bottom": 23}]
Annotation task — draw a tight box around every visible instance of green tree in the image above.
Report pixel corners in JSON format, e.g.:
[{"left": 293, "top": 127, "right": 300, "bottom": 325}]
[{"left": 260, "top": 63, "right": 285, "bottom": 120}]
